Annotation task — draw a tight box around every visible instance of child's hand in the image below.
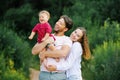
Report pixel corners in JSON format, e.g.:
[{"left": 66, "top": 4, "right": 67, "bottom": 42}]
[
  {"left": 28, "top": 36, "right": 33, "bottom": 40},
  {"left": 41, "top": 38, "right": 45, "bottom": 41}
]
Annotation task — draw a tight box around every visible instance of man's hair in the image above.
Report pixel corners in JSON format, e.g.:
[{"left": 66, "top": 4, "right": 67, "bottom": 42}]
[
  {"left": 38, "top": 10, "right": 50, "bottom": 19},
  {"left": 60, "top": 15, "right": 73, "bottom": 30}
]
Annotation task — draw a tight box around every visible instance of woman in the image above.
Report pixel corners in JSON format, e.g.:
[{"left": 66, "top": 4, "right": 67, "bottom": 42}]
[{"left": 44, "top": 27, "right": 91, "bottom": 80}]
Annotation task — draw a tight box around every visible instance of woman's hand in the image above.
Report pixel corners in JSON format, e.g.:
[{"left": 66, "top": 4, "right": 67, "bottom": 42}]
[
  {"left": 43, "top": 59, "right": 57, "bottom": 71},
  {"left": 45, "top": 64, "right": 57, "bottom": 71}
]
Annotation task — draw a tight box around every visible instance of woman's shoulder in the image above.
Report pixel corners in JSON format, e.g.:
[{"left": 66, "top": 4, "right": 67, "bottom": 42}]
[
  {"left": 73, "top": 42, "right": 81, "bottom": 45},
  {"left": 72, "top": 42, "right": 82, "bottom": 48},
  {"left": 71, "top": 42, "right": 83, "bottom": 54}
]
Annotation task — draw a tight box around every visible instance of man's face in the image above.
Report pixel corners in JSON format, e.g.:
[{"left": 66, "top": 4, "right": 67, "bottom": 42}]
[{"left": 54, "top": 18, "right": 66, "bottom": 33}]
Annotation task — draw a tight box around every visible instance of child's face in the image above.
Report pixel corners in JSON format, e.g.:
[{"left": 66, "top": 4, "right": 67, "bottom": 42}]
[{"left": 39, "top": 13, "right": 49, "bottom": 24}]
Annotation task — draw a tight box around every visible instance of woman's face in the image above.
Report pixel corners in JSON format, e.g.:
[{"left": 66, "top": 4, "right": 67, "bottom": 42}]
[{"left": 70, "top": 29, "right": 83, "bottom": 42}]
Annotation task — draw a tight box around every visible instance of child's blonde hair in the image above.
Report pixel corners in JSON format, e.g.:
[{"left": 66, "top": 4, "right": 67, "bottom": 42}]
[{"left": 38, "top": 10, "right": 50, "bottom": 19}]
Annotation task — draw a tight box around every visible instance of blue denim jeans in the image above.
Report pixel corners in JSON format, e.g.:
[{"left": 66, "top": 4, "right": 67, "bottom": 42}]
[
  {"left": 67, "top": 75, "right": 82, "bottom": 80},
  {"left": 39, "top": 71, "right": 67, "bottom": 80}
]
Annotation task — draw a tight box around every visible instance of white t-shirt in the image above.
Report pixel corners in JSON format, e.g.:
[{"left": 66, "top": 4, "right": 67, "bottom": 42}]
[
  {"left": 56, "top": 42, "right": 83, "bottom": 77},
  {"left": 40, "top": 35, "right": 72, "bottom": 72}
]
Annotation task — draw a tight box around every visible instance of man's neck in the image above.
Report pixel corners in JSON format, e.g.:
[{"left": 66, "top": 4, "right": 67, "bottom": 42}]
[{"left": 54, "top": 32, "right": 65, "bottom": 36}]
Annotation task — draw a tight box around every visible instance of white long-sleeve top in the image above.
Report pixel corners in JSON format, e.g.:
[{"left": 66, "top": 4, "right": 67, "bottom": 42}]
[{"left": 56, "top": 42, "right": 83, "bottom": 77}]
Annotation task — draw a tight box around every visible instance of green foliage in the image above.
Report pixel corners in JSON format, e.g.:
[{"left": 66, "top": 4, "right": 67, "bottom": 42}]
[
  {"left": 62, "top": 1, "right": 96, "bottom": 35},
  {"left": 88, "top": 19, "right": 120, "bottom": 49},
  {"left": 0, "top": 0, "right": 120, "bottom": 80},
  {"left": 0, "top": 0, "right": 26, "bottom": 20},
  {"left": 0, "top": 24, "right": 31, "bottom": 69},
  {"left": 0, "top": 54, "right": 6, "bottom": 79},
  {"left": 2, "top": 69, "right": 28, "bottom": 80},
  {"left": 82, "top": 41, "right": 120, "bottom": 80},
  {"left": 4, "top": 3, "right": 36, "bottom": 34},
  {"left": 0, "top": 23, "right": 36, "bottom": 79},
  {"left": 63, "top": 0, "right": 100, "bottom": 30},
  {"left": 94, "top": 0, "right": 120, "bottom": 23}
]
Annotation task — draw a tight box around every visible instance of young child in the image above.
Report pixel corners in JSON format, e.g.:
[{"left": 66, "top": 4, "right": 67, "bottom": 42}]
[
  {"left": 29, "top": 10, "right": 59, "bottom": 62},
  {"left": 29, "top": 10, "right": 52, "bottom": 43}
]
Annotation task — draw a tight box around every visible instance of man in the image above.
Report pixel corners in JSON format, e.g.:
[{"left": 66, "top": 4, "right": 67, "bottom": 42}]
[{"left": 32, "top": 15, "right": 73, "bottom": 80}]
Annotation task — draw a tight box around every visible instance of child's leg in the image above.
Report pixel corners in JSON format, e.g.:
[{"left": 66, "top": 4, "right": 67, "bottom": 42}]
[
  {"left": 39, "top": 48, "right": 46, "bottom": 65},
  {"left": 45, "top": 36, "right": 56, "bottom": 51},
  {"left": 47, "top": 43, "right": 60, "bottom": 62},
  {"left": 32, "top": 42, "right": 48, "bottom": 54}
]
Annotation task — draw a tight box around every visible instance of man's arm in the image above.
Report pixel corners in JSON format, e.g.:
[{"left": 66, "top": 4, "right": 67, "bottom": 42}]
[
  {"left": 32, "top": 37, "right": 54, "bottom": 55},
  {"left": 41, "top": 45, "right": 71, "bottom": 58}
]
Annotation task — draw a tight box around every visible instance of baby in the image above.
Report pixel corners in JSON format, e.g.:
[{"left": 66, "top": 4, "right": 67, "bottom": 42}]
[{"left": 29, "top": 10, "right": 59, "bottom": 62}]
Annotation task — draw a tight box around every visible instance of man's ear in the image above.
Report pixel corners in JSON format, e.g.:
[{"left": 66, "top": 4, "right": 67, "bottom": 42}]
[{"left": 64, "top": 28, "right": 68, "bottom": 32}]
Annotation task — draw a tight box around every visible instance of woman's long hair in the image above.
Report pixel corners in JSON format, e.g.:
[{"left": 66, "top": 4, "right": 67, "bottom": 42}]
[{"left": 77, "top": 27, "right": 91, "bottom": 60}]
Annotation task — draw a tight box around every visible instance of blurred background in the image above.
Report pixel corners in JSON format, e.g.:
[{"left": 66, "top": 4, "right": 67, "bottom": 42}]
[{"left": 0, "top": 0, "right": 120, "bottom": 80}]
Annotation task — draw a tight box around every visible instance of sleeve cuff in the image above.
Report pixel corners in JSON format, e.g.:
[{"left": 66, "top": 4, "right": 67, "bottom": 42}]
[{"left": 56, "top": 65, "right": 62, "bottom": 70}]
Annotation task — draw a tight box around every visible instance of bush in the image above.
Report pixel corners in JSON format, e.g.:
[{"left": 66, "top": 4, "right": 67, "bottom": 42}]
[
  {"left": 0, "top": 23, "right": 32, "bottom": 69},
  {"left": 89, "top": 19, "right": 120, "bottom": 49},
  {"left": 0, "top": 23, "right": 37, "bottom": 79},
  {"left": 2, "top": 69, "right": 28, "bottom": 80},
  {"left": 0, "top": 53, "right": 6, "bottom": 80},
  {"left": 82, "top": 41, "right": 120, "bottom": 80},
  {"left": 4, "top": 3, "right": 36, "bottom": 34}
]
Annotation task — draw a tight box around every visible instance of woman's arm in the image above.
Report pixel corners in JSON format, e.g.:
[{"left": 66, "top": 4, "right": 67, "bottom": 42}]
[{"left": 46, "top": 42, "right": 82, "bottom": 71}]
